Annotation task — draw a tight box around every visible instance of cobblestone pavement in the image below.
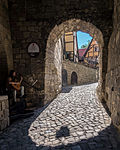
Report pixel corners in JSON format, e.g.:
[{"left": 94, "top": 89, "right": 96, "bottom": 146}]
[{"left": 0, "top": 83, "right": 119, "bottom": 150}]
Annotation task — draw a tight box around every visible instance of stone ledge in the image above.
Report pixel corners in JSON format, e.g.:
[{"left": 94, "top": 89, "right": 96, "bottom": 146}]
[
  {"left": 0, "top": 95, "right": 9, "bottom": 131},
  {"left": 0, "top": 96, "right": 8, "bottom": 102}
]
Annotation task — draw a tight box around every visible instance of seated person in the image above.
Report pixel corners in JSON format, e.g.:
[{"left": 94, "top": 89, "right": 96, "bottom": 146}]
[{"left": 7, "top": 70, "right": 24, "bottom": 102}]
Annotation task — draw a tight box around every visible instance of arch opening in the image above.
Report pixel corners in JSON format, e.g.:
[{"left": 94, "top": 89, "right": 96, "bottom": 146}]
[
  {"left": 44, "top": 19, "right": 104, "bottom": 104},
  {"left": 62, "top": 69, "right": 68, "bottom": 87},
  {"left": 71, "top": 72, "right": 78, "bottom": 85}
]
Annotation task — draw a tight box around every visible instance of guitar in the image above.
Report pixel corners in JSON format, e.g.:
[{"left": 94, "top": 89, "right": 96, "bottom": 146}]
[
  {"left": 11, "top": 79, "right": 39, "bottom": 91},
  {"left": 10, "top": 72, "right": 40, "bottom": 91},
  {"left": 10, "top": 75, "right": 23, "bottom": 91},
  {"left": 11, "top": 83, "right": 21, "bottom": 91}
]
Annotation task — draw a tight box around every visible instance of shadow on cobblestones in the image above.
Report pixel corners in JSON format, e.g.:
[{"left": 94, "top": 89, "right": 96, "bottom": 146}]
[
  {"left": 0, "top": 111, "right": 120, "bottom": 150},
  {"left": 61, "top": 86, "right": 72, "bottom": 93},
  {"left": 0, "top": 83, "right": 120, "bottom": 150},
  {"left": 56, "top": 126, "right": 70, "bottom": 138},
  {"left": 29, "top": 124, "right": 120, "bottom": 150}
]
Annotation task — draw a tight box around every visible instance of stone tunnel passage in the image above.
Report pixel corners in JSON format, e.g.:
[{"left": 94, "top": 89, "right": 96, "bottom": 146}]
[
  {"left": 0, "top": 83, "right": 119, "bottom": 150},
  {"left": 44, "top": 19, "right": 104, "bottom": 104}
]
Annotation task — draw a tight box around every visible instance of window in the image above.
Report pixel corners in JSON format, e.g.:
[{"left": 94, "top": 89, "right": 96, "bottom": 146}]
[{"left": 94, "top": 47, "right": 99, "bottom": 52}]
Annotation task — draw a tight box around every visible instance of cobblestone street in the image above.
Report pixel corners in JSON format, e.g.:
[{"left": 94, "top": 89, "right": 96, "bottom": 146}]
[{"left": 0, "top": 83, "right": 119, "bottom": 150}]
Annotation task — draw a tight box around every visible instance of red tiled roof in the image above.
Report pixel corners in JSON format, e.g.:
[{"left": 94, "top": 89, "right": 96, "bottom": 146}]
[{"left": 78, "top": 48, "right": 87, "bottom": 57}]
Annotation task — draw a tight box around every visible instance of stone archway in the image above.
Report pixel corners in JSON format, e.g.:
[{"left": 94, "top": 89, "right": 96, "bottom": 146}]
[
  {"left": 44, "top": 19, "right": 104, "bottom": 104},
  {"left": 71, "top": 72, "right": 78, "bottom": 85}
]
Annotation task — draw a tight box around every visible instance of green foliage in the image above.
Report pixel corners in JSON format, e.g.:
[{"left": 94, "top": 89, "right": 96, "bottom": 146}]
[
  {"left": 81, "top": 44, "right": 88, "bottom": 48},
  {"left": 81, "top": 39, "right": 91, "bottom": 49}
]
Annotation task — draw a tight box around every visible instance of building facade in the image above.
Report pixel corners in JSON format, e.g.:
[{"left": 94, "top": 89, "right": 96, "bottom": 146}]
[
  {"left": 84, "top": 39, "right": 99, "bottom": 67},
  {"left": 63, "top": 32, "right": 78, "bottom": 62}
]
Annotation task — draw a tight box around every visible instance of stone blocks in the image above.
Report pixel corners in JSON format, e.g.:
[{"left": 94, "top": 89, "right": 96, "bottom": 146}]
[
  {"left": 63, "top": 60, "right": 98, "bottom": 86},
  {"left": 0, "top": 96, "right": 9, "bottom": 131},
  {"left": 104, "top": 0, "right": 120, "bottom": 132},
  {"left": 8, "top": 0, "right": 113, "bottom": 108}
]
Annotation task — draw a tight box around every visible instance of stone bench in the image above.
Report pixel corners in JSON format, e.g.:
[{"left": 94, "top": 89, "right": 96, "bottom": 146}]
[{"left": 0, "top": 96, "right": 9, "bottom": 131}]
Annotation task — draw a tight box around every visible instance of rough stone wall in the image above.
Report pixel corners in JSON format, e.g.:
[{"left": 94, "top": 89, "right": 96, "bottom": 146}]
[
  {"left": 8, "top": 0, "right": 113, "bottom": 105},
  {"left": 8, "top": 3, "right": 47, "bottom": 106},
  {"left": 0, "top": 96, "right": 9, "bottom": 131},
  {"left": 63, "top": 60, "right": 98, "bottom": 86},
  {"left": 45, "top": 38, "right": 63, "bottom": 103},
  {"left": 54, "top": 39, "right": 62, "bottom": 94},
  {"left": 0, "top": 0, "right": 13, "bottom": 88},
  {"left": 105, "top": 0, "right": 120, "bottom": 131}
]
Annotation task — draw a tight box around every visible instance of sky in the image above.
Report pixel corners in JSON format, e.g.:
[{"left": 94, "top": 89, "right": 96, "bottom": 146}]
[{"left": 77, "top": 31, "right": 92, "bottom": 49}]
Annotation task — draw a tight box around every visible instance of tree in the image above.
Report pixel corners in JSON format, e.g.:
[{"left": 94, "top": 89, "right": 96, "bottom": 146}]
[
  {"left": 81, "top": 44, "right": 88, "bottom": 48},
  {"left": 81, "top": 39, "right": 92, "bottom": 49},
  {"left": 87, "top": 40, "right": 91, "bottom": 45}
]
